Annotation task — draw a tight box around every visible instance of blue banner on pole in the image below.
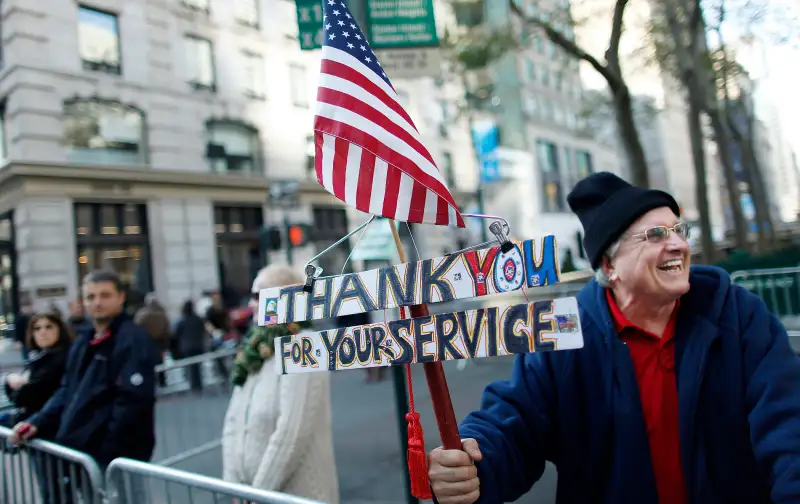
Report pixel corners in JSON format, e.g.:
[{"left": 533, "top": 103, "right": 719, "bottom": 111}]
[{"left": 472, "top": 120, "right": 500, "bottom": 183}]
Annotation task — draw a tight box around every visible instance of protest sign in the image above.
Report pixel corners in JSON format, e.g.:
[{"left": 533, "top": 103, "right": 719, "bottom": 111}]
[
  {"left": 275, "top": 296, "right": 583, "bottom": 375},
  {"left": 259, "top": 235, "right": 561, "bottom": 325}
]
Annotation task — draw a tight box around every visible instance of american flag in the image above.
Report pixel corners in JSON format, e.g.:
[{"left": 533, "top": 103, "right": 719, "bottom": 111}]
[{"left": 313, "top": 0, "right": 465, "bottom": 227}]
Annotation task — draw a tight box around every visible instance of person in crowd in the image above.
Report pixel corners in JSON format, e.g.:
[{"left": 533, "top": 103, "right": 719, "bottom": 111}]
[
  {"left": 10, "top": 269, "right": 160, "bottom": 475},
  {"left": 204, "top": 290, "right": 230, "bottom": 378},
  {"left": 1, "top": 311, "right": 73, "bottom": 427},
  {"left": 12, "top": 302, "right": 34, "bottom": 361},
  {"left": 173, "top": 299, "right": 207, "bottom": 393},
  {"left": 2, "top": 311, "right": 74, "bottom": 503},
  {"left": 67, "top": 298, "right": 92, "bottom": 334},
  {"left": 222, "top": 264, "right": 339, "bottom": 503},
  {"left": 428, "top": 172, "right": 800, "bottom": 504},
  {"left": 134, "top": 293, "right": 171, "bottom": 387}
]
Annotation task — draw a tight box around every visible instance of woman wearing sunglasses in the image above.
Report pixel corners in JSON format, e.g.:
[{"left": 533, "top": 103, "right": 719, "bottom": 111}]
[{"left": 429, "top": 172, "right": 800, "bottom": 504}]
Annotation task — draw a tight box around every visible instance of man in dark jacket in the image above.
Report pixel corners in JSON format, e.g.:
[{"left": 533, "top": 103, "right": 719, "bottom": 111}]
[
  {"left": 10, "top": 269, "right": 159, "bottom": 469},
  {"left": 428, "top": 172, "right": 800, "bottom": 504}
]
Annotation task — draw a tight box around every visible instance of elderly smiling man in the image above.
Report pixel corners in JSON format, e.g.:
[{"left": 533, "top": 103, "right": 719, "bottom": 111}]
[{"left": 428, "top": 172, "right": 800, "bottom": 504}]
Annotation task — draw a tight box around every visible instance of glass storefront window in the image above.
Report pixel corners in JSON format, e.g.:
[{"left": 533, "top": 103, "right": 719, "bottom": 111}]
[
  {"left": 75, "top": 204, "right": 93, "bottom": 236},
  {"left": 123, "top": 204, "right": 142, "bottom": 235},
  {"left": 78, "top": 245, "right": 151, "bottom": 310},
  {"left": 214, "top": 205, "right": 265, "bottom": 307},
  {"left": 74, "top": 203, "right": 151, "bottom": 313},
  {"left": 100, "top": 205, "right": 119, "bottom": 235}
]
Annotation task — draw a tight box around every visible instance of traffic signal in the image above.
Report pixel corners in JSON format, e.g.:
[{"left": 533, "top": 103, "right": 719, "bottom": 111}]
[
  {"left": 260, "top": 226, "right": 283, "bottom": 251},
  {"left": 287, "top": 224, "right": 312, "bottom": 247}
]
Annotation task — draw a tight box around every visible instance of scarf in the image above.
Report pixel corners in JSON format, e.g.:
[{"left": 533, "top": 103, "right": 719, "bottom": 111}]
[{"left": 231, "top": 321, "right": 311, "bottom": 387}]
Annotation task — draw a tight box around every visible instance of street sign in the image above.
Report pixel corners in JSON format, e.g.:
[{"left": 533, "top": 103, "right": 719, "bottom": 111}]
[
  {"left": 268, "top": 180, "right": 301, "bottom": 208},
  {"left": 296, "top": 0, "right": 324, "bottom": 50},
  {"left": 365, "top": 0, "right": 439, "bottom": 49},
  {"left": 375, "top": 46, "right": 442, "bottom": 79}
]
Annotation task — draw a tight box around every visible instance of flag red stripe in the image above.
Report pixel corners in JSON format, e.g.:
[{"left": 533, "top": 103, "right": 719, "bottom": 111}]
[
  {"left": 314, "top": 116, "right": 458, "bottom": 210},
  {"left": 320, "top": 59, "right": 417, "bottom": 132},
  {"left": 317, "top": 87, "right": 436, "bottom": 168},
  {"left": 314, "top": 132, "right": 324, "bottom": 184},
  {"left": 382, "top": 164, "right": 402, "bottom": 220},
  {"left": 356, "top": 149, "right": 376, "bottom": 213},
  {"left": 332, "top": 137, "right": 349, "bottom": 200},
  {"left": 409, "top": 182, "right": 427, "bottom": 223}
]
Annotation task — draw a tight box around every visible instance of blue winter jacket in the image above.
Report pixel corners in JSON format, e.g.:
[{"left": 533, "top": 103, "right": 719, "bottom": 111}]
[
  {"left": 29, "top": 313, "right": 159, "bottom": 468},
  {"left": 460, "top": 266, "right": 800, "bottom": 504}
]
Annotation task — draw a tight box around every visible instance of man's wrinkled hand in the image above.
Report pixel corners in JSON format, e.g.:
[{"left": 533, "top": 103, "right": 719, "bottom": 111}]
[
  {"left": 428, "top": 438, "right": 483, "bottom": 504},
  {"left": 9, "top": 422, "right": 37, "bottom": 444}
]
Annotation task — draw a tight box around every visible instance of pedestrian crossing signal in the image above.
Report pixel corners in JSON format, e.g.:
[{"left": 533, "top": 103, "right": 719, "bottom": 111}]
[{"left": 288, "top": 224, "right": 311, "bottom": 247}]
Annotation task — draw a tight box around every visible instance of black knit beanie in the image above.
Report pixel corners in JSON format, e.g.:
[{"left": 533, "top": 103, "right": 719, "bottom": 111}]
[{"left": 566, "top": 172, "right": 680, "bottom": 269}]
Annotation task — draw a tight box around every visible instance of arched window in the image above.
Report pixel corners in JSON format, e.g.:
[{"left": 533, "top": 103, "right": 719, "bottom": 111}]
[
  {"left": 63, "top": 99, "right": 146, "bottom": 165},
  {"left": 205, "top": 121, "right": 261, "bottom": 174}
]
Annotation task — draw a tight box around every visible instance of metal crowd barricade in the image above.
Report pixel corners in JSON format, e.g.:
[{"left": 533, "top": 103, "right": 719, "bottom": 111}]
[
  {"left": 106, "top": 458, "right": 324, "bottom": 504},
  {"left": 153, "top": 348, "right": 238, "bottom": 468},
  {"left": 0, "top": 425, "right": 106, "bottom": 504},
  {"left": 731, "top": 266, "right": 800, "bottom": 322}
]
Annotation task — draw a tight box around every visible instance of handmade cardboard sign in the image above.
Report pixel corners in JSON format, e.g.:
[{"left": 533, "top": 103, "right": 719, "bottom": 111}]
[
  {"left": 259, "top": 235, "right": 561, "bottom": 326},
  {"left": 274, "top": 297, "right": 583, "bottom": 375}
]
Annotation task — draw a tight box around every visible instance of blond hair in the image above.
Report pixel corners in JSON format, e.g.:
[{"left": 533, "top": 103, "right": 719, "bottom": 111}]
[{"left": 252, "top": 264, "right": 304, "bottom": 291}]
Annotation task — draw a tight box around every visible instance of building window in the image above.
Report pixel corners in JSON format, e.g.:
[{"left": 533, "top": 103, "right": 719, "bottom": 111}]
[
  {"left": 235, "top": 0, "right": 259, "bottom": 27},
  {"left": 533, "top": 34, "right": 544, "bottom": 53},
  {"left": 185, "top": 35, "right": 215, "bottom": 91},
  {"left": 78, "top": 6, "right": 121, "bottom": 75},
  {"left": 540, "top": 67, "right": 550, "bottom": 87},
  {"left": 305, "top": 134, "right": 316, "bottom": 180},
  {"left": 289, "top": 64, "right": 308, "bottom": 107},
  {"left": 524, "top": 95, "right": 538, "bottom": 117},
  {"left": 553, "top": 105, "right": 563, "bottom": 125},
  {"left": 524, "top": 58, "right": 535, "bottom": 83},
  {"left": 74, "top": 203, "right": 152, "bottom": 311},
  {"left": 63, "top": 98, "right": 146, "bottom": 165},
  {"left": 546, "top": 40, "right": 557, "bottom": 59},
  {"left": 536, "top": 139, "right": 564, "bottom": 213},
  {"left": 541, "top": 100, "right": 553, "bottom": 121},
  {"left": 242, "top": 51, "right": 265, "bottom": 98},
  {"left": 214, "top": 205, "right": 264, "bottom": 305},
  {"left": 205, "top": 121, "right": 261, "bottom": 174},
  {"left": 182, "top": 0, "right": 210, "bottom": 13},
  {"left": 442, "top": 152, "right": 455, "bottom": 188},
  {"left": 576, "top": 150, "right": 593, "bottom": 178}
]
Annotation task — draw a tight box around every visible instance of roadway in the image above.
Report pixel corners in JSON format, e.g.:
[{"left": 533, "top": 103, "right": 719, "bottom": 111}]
[{"left": 156, "top": 357, "right": 558, "bottom": 504}]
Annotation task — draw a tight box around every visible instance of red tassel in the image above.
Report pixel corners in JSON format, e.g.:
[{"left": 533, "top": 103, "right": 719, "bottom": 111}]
[
  {"left": 398, "top": 307, "right": 432, "bottom": 500},
  {"left": 405, "top": 365, "right": 432, "bottom": 500},
  {"left": 406, "top": 408, "right": 433, "bottom": 499}
]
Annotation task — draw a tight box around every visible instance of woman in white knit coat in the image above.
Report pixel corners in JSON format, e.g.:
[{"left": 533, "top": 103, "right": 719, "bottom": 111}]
[{"left": 222, "top": 264, "right": 339, "bottom": 503}]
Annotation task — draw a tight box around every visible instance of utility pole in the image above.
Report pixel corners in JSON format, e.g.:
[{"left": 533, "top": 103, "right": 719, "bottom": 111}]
[{"left": 284, "top": 214, "right": 293, "bottom": 265}]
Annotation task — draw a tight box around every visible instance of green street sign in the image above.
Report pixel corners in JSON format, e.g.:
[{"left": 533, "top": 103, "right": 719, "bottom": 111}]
[
  {"left": 296, "top": 0, "right": 324, "bottom": 50},
  {"left": 365, "top": 0, "right": 439, "bottom": 49}
]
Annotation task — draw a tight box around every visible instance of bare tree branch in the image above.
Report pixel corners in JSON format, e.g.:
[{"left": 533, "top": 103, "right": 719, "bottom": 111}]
[
  {"left": 605, "top": 0, "right": 629, "bottom": 69},
  {"left": 507, "top": 0, "right": 624, "bottom": 90}
]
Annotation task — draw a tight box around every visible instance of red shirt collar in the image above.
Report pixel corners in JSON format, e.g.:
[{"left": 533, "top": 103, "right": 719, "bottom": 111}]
[
  {"left": 605, "top": 289, "right": 680, "bottom": 339},
  {"left": 89, "top": 328, "right": 112, "bottom": 346}
]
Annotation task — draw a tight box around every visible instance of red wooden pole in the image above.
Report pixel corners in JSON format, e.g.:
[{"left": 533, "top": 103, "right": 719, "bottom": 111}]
[
  {"left": 409, "top": 301, "right": 462, "bottom": 450},
  {"left": 390, "top": 220, "right": 462, "bottom": 451}
]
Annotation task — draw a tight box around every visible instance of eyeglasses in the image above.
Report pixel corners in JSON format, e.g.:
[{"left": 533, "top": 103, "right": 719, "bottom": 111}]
[{"left": 630, "top": 222, "right": 690, "bottom": 243}]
